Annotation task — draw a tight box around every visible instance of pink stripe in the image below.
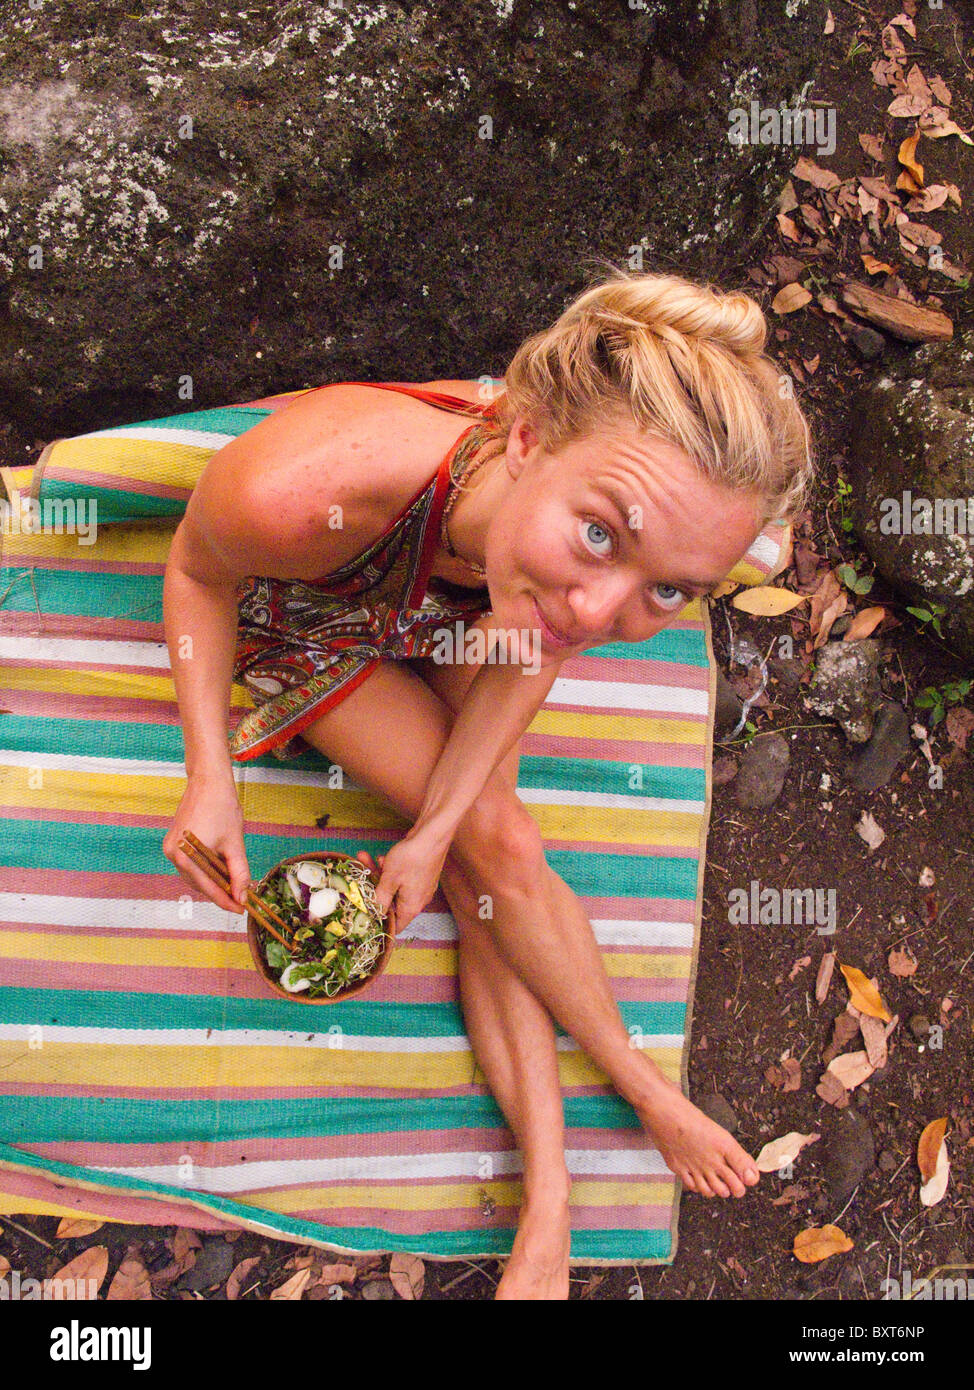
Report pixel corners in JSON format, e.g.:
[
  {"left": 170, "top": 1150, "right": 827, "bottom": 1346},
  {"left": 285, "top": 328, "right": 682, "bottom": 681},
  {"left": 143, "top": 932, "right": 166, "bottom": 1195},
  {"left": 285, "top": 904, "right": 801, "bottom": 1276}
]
[
  {"left": 4, "top": 1079, "right": 627, "bottom": 1102},
  {"left": 14, "top": 556, "right": 165, "bottom": 577},
  {"left": 567, "top": 653, "right": 709, "bottom": 688},
  {"left": 0, "top": 611, "right": 166, "bottom": 643},
  {"left": 27, "top": 1123, "right": 665, "bottom": 1168},
  {"left": 524, "top": 730, "right": 706, "bottom": 766},
  {"left": 41, "top": 466, "right": 188, "bottom": 501}
]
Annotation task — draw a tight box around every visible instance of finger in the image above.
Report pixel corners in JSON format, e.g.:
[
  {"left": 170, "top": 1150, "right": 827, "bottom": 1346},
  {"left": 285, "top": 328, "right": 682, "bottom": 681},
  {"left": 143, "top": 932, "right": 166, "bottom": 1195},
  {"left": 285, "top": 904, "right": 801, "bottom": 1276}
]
[{"left": 173, "top": 848, "right": 243, "bottom": 915}]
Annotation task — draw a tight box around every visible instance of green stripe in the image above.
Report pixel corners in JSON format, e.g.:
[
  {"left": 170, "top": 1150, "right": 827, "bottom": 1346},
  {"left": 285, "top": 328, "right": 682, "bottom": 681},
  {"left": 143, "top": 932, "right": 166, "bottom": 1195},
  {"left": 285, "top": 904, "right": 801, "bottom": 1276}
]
[
  {"left": 24, "top": 482, "right": 186, "bottom": 525},
  {"left": 74, "top": 405, "right": 272, "bottom": 435},
  {"left": 0, "top": 716, "right": 705, "bottom": 802},
  {"left": 0, "top": 1094, "right": 641, "bottom": 1144},
  {"left": 519, "top": 757, "right": 706, "bottom": 801},
  {"left": 596, "top": 628, "right": 708, "bottom": 666},
  {"left": 0, "top": 568, "right": 164, "bottom": 619},
  {"left": 0, "top": 1144, "right": 670, "bottom": 1258},
  {"left": 0, "top": 985, "right": 685, "bottom": 1037}
]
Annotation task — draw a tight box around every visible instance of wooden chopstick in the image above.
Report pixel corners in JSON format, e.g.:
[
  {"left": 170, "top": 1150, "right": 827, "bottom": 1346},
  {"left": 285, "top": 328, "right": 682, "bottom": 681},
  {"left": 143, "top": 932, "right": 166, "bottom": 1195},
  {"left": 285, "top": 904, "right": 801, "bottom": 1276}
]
[{"left": 177, "top": 832, "right": 295, "bottom": 950}]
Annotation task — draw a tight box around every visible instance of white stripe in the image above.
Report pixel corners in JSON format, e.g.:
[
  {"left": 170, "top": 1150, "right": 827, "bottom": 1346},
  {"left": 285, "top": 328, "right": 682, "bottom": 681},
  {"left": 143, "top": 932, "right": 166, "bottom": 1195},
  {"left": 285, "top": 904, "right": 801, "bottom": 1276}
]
[
  {"left": 746, "top": 531, "right": 782, "bottom": 570},
  {"left": 0, "top": 634, "right": 171, "bottom": 668},
  {"left": 80, "top": 426, "right": 236, "bottom": 451},
  {"left": 0, "top": 895, "right": 694, "bottom": 949},
  {"left": 517, "top": 787, "right": 704, "bottom": 815},
  {"left": 551, "top": 676, "right": 707, "bottom": 716},
  {"left": 92, "top": 1146, "right": 671, "bottom": 1192},
  {"left": 0, "top": 1023, "right": 683, "bottom": 1052}
]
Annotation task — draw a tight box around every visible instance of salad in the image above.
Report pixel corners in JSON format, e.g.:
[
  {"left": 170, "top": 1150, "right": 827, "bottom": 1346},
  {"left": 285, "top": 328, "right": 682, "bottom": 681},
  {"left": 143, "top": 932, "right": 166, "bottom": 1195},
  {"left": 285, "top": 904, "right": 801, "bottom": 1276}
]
[{"left": 255, "top": 857, "right": 389, "bottom": 998}]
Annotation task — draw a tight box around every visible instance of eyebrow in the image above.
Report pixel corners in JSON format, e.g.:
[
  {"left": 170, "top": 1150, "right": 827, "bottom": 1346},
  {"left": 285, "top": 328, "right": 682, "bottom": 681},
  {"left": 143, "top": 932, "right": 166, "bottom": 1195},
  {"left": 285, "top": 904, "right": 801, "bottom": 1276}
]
[{"left": 592, "top": 484, "right": 722, "bottom": 593}]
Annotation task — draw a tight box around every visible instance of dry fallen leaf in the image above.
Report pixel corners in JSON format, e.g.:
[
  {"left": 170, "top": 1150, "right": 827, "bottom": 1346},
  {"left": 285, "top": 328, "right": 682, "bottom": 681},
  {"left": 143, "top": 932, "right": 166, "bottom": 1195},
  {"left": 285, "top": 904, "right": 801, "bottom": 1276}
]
[
  {"left": 888, "top": 12, "right": 916, "bottom": 39},
  {"left": 316, "top": 1262, "right": 358, "bottom": 1287},
  {"left": 945, "top": 706, "right": 974, "bottom": 751},
  {"left": 731, "top": 584, "right": 806, "bottom": 614},
  {"left": 46, "top": 1246, "right": 110, "bottom": 1298},
  {"left": 824, "top": 9, "right": 835, "bottom": 35},
  {"left": 776, "top": 212, "right": 802, "bottom": 243},
  {"left": 920, "top": 1139, "right": 950, "bottom": 1208},
  {"left": 918, "top": 1117, "right": 948, "bottom": 1184},
  {"left": 827, "top": 1049, "right": 876, "bottom": 1090},
  {"left": 815, "top": 950, "right": 835, "bottom": 1004},
  {"left": 792, "top": 156, "right": 841, "bottom": 190},
  {"left": 771, "top": 283, "right": 812, "bottom": 315},
  {"left": 858, "top": 133, "right": 884, "bottom": 162},
  {"left": 55, "top": 1217, "right": 105, "bottom": 1239},
  {"left": 888, "top": 94, "right": 930, "bottom": 119},
  {"left": 842, "top": 605, "right": 887, "bottom": 640},
  {"left": 816, "top": 1070, "right": 851, "bottom": 1108},
  {"left": 898, "top": 133, "right": 924, "bottom": 187},
  {"left": 389, "top": 1252, "right": 426, "bottom": 1300},
  {"left": 855, "top": 810, "right": 886, "bottom": 852},
  {"left": 106, "top": 1253, "right": 153, "bottom": 1301},
  {"left": 859, "top": 1013, "right": 890, "bottom": 1070},
  {"left": 860, "top": 254, "right": 896, "bottom": 277},
  {"left": 919, "top": 110, "right": 974, "bottom": 144},
  {"left": 794, "top": 1224, "right": 854, "bottom": 1263},
  {"left": 226, "top": 1255, "right": 262, "bottom": 1300},
  {"left": 888, "top": 945, "right": 918, "bottom": 977},
  {"left": 754, "top": 1131, "right": 820, "bottom": 1173},
  {"left": 840, "top": 964, "right": 892, "bottom": 1021},
  {"left": 270, "top": 1266, "right": 313, "bottom": 1300},
  {"left": 906, "top": 184, "right": 950, "bottom": 213}
]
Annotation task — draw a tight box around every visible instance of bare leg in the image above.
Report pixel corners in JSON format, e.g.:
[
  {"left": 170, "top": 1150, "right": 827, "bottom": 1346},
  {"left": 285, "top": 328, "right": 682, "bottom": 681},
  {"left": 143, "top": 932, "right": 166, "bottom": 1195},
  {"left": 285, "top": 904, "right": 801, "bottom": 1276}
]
[
  {"left": 454, "top": 833, "right": 761, "bottom": 1202},
  {"left": 439, "top": 856, "right": 570, "bottom": 1300}
]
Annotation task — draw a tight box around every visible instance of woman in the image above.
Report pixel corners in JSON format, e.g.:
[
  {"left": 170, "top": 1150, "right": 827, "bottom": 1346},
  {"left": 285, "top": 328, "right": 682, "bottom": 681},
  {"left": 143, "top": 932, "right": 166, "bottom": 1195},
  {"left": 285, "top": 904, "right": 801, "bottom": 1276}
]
[{"left": 163, "top": 266, "right": 813, "bottom": 1299}]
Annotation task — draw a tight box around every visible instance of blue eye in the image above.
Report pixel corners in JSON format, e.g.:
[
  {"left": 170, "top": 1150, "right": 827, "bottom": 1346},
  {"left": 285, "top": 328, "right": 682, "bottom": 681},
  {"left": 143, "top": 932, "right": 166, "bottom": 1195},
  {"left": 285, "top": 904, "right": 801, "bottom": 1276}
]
[
  {"left": 653, "top": 584, "right": 688, "bottom": 611},
  {"left": 580, "top": 519, "right": 613, "bottom": 556}
]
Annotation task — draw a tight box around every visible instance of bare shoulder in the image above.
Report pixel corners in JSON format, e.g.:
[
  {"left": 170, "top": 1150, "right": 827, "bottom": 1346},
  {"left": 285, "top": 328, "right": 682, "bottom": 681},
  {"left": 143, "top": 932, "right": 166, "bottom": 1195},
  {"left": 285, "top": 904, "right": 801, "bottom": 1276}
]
[{"left": 177, "top": 382, "right": 477, "bottom": 584}]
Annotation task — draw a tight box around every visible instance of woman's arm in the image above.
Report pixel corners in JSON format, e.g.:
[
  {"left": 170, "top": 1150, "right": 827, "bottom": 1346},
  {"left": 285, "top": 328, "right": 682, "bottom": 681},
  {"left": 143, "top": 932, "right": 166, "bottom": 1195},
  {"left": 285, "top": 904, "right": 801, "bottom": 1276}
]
[{"left": 415, "top": 658, "right": 562, "bottom": 848}]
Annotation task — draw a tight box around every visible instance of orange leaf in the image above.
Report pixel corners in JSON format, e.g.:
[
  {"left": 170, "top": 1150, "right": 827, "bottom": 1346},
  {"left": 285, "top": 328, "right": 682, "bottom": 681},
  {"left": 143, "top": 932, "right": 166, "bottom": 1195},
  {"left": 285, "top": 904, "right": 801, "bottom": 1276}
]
[
  {"left": 896, "top": 169, "right": 922, "bottom": 195},
  {"left": 388, "top": 1252, "right": 426, "bottom": 1300},
  {"left": 898, "top": 133, "right": 924, "bottom": 187},
  {"left": 860, "top": 255, "right": 896, "bottom": 276},
  {"left": 731, "top": 585, "right": 807, "bottom": 615},
  {"left": 270, "top": 1266, "right": 312, "bottom": 1300},
  {"left": 46, "top": 1245, "right": 109, "bottom": 1298},
  {"left": 793, "top": 1224, "right": 854, "bottom": 1263},
  {"left": 839, "top": 964, "right": 892, "bottom": 1021},
  {"left": 55, "top": 1217, "right": 105, "bottom": 1239},
  {"left": 888, "top": 945, "right": 918, "bottom": 977},
  {"left": 918, "top": 1117, "right": 948, "bottom": 1183},
  {"left": 226, "top": 1256, "right": 262, "bottom": 1300},
  {"left": 106, "top": 1254, "right": 152, "bottom": 1300},
  {"left": 771, "top": 284, "right": 812, "bottom": 315},
  {"left": 842, "top": 606, "right": 887, "bottom": 640}
]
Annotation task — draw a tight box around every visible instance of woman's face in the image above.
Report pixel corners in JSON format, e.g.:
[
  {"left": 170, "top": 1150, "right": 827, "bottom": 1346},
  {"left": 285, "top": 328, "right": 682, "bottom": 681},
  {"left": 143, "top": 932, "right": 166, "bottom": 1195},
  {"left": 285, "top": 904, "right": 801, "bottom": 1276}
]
[{"left": 483, "top": 414, "right": 766, "bottom": 665}]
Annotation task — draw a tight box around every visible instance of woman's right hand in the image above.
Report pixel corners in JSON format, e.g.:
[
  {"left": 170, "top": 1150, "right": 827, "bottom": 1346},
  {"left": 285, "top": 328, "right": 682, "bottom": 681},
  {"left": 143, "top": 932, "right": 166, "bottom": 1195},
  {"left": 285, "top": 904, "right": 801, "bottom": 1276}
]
[{"left": 163, "top": 776, "right": 252, "bottom": 915}]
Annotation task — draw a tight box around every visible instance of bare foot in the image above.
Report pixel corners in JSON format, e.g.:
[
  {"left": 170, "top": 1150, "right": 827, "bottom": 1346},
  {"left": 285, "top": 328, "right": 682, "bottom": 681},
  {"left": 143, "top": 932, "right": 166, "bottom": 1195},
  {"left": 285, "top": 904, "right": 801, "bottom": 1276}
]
[
  {"left": 634, "top": 1077, "right": 760, "bottom": 1199},
  {"left": 495, "top": 1194, "right": 571, "bottom": 1301}
]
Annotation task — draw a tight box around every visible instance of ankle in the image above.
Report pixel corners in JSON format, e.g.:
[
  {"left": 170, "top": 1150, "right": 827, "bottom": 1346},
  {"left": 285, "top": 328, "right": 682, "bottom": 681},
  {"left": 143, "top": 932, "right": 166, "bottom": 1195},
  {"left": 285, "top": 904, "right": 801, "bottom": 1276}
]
[{"left": 521, "top": 1171, "right": 572, "bottom": 1211}]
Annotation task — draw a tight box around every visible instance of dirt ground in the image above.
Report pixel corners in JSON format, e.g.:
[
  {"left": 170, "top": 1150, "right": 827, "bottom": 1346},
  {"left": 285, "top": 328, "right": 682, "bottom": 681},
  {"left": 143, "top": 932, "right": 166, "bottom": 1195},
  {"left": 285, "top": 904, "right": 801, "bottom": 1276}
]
[{"left": 1, "top": 0, "right": 971, "bottom": 1305}]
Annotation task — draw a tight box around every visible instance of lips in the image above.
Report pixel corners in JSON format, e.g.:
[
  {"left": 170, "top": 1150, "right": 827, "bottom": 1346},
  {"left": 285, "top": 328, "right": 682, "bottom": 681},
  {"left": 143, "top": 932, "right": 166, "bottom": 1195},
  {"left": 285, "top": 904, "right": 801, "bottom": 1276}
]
[{"left": 533, "top": 598, "right": 574, "bottom": 648}]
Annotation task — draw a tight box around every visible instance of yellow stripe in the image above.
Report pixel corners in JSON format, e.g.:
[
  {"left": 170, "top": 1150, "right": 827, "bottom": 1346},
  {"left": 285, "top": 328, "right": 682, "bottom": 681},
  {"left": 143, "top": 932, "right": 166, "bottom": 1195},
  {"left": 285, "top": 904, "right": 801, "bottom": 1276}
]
[
  {"left": 0, "top": 666, "right": 253, "bottom": 714},
  {"left": 0, "top": 1195, "right": 131, "bottom": 1222},
  {"left": 242, "top": 1179, "right": 674, "bottom": 1214},
  {"left": 38, "top": 436, "right": 215, "bottom": 489},
  {"left": 0, "top": 767, "right": 705, "bottom": 848},
  {"left": 530, "top": 708, "right": 707, "bottom": 746},
  {"left": 0, "top": 522, "right": 177, "bottom": 566},
  {"left": 0, "top": 1041, "right": 681, "bottom": 1091},
  {"left": 0, "top": 932, "right": 689, "bottom": 981}
]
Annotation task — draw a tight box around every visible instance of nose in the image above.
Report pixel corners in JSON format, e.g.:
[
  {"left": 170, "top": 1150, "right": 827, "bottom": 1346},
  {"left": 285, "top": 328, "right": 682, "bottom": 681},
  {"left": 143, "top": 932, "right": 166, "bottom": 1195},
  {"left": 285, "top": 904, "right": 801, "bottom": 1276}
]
[{"left": 567, "top": 573, "right": 650, "bottom": 642}]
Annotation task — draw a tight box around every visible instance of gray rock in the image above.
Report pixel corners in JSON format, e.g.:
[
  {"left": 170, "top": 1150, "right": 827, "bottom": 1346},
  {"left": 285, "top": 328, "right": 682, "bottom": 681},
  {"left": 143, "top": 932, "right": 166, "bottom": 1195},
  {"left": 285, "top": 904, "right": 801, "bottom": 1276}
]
[
  {"left": 698, "top": 1092, "right": 738, "bottom": 1134},
  {"left": 908, "top": 1013, "right": 931, "bottom": 1042},
  {"left": 849, "top": 325, "right": 887, "bottom": 362},
  {"left": 823, "top": 1112, "right": 875, "bottom": 1204},
  {"left": 803, "top": 639, "right": 884, "bottom": 743},
  {"left": 733, "top": 732, "right": 790, "bottom": 808},
  {"left": 846, "top": 332, "right": 974, "bottom": 662},
  {"left": 361, "top": 1279, "right": 397, "bottom": 1301},
  {"left": 177, "top": 1238, "right": 235, "bottom": 1292},
  {"left": 0, "top": 1, "right": 824, "bottom": 437},
  {"left": 715, "top": 667, "right": 744, "bottom": 739},
  {"left": 846, "top": 701, "right": 912, "bottom": 791}
]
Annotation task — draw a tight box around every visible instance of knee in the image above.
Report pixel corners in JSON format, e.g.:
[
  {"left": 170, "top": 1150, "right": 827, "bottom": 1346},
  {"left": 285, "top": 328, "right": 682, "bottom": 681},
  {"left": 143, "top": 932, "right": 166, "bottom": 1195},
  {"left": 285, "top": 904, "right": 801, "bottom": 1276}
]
[{"left": 451, "top": 792, "right": 547, "bottom": 891}]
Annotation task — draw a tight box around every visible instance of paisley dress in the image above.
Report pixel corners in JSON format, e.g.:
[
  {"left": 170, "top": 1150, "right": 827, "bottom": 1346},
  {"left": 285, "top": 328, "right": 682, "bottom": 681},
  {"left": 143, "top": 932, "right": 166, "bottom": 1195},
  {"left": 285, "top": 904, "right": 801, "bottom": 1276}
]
[{"left": 227, "top": 382, "right": 500, "bottom": 763}]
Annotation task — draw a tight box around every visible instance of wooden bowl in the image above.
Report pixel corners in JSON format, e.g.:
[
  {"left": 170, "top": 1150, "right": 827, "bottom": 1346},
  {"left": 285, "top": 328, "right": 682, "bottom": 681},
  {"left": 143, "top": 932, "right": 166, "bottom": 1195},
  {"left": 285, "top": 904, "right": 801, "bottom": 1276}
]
[{"left": 245, "top": 850, "right": 392, "bottom": 1004}]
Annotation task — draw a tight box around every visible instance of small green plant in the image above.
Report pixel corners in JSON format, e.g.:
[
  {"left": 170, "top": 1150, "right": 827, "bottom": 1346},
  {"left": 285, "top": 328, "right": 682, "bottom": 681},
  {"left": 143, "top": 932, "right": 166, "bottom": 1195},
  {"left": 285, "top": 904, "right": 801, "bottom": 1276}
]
[
  {"left": 836, "top": 561, "right": 874, "bottom": 595},
  {"left": 847, "top": 36, "right": 870, "bottom": 60},
  {"left": 906, "top": 600, "right": 947, "bottom": 640},
  {"left": 835, "top": 477, "right": 855, "bottom": 535},
  {"left": 915, "top": 677, "right": 973, "bottom": 727},
  {"left": 742, "top": 719, "right": 758, "bottom": 744}
]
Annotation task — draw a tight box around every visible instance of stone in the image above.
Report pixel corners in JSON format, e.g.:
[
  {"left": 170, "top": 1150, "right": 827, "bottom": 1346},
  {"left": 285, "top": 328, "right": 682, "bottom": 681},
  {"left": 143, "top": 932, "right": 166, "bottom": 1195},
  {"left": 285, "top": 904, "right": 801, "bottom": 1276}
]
[
  {"left": 848, "top": 324, "right": 887, "bottom": 362},
  {"left": 697, "top": 1092, "right": 738, "bottom": 1134},
  {"left": 360, "top": 1279, "right": 397, "bottom": 1301},
  {"left": 846, "top": 701, "right": 913, "bottom": 791},
  {"left": 733, "top": 732, "right": 790, "bottom": 808},
  {"left": 846, "top": 331, "right": 974, "bottom": 662},
  {"left": 803, "top": 639, "right": 884, "bottom": 743},
  {"left": 0, "top": 1, "right": 825, "bottom": 439},
  {"left": 877, "top": 1149, "right": 897, "bottom": 1173},
  {"left": 908, "top": 1013, "right": 931, "bottom": 1042},
  {"left": 176, "top": 1238, "right": 235, "bottom": 1292},
  {"left": 822, "top": 1112, "right": 875, "bottom": 1204},
  {"left": 715, "top": 666, "right": 744, "bottom": 739}
]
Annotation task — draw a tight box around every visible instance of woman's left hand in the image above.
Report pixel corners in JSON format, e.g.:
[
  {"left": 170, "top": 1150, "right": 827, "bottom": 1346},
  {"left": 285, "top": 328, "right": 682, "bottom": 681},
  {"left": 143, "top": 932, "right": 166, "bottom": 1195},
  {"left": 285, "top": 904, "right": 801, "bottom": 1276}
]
[{"left": 369, "top": 828, "right": 451, "bottom": 936}]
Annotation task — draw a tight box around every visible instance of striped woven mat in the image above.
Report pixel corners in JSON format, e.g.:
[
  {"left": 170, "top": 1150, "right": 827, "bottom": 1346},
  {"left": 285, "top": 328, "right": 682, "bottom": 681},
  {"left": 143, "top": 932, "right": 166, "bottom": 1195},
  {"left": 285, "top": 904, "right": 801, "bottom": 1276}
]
[{"left": 0, "top": 387, "right": 788, "bottom": 1263}]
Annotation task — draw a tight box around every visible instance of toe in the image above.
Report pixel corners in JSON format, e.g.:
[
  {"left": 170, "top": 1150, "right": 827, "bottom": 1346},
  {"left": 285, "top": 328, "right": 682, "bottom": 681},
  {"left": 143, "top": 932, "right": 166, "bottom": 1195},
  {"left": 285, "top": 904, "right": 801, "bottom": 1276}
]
[
  {"left": 693, "top": 1171, "right": 715, "bottom": 1198},
  {"left": 707, "top": 1171, "right": 731, "bottom": 1199},
  {"left": 719, "top": 1164, "right": 747, "bottom": 1198},
  {"left": 681, "top": 1170, "right": 697, "bottom": 1193}
]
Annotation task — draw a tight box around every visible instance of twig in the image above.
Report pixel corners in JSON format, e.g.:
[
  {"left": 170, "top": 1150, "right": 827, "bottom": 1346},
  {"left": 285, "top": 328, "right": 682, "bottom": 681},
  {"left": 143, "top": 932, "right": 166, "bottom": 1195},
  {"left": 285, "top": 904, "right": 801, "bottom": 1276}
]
[{"left": 3, "top": 1215, "right": 53, "bottom": 1249}]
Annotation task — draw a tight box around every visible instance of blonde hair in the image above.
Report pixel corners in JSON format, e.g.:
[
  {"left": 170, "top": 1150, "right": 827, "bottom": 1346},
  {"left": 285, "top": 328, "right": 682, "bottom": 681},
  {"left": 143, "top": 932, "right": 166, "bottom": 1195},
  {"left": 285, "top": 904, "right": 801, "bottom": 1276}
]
[{"left": 486, "top": 265, "right": 814, "bottom": 528}]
